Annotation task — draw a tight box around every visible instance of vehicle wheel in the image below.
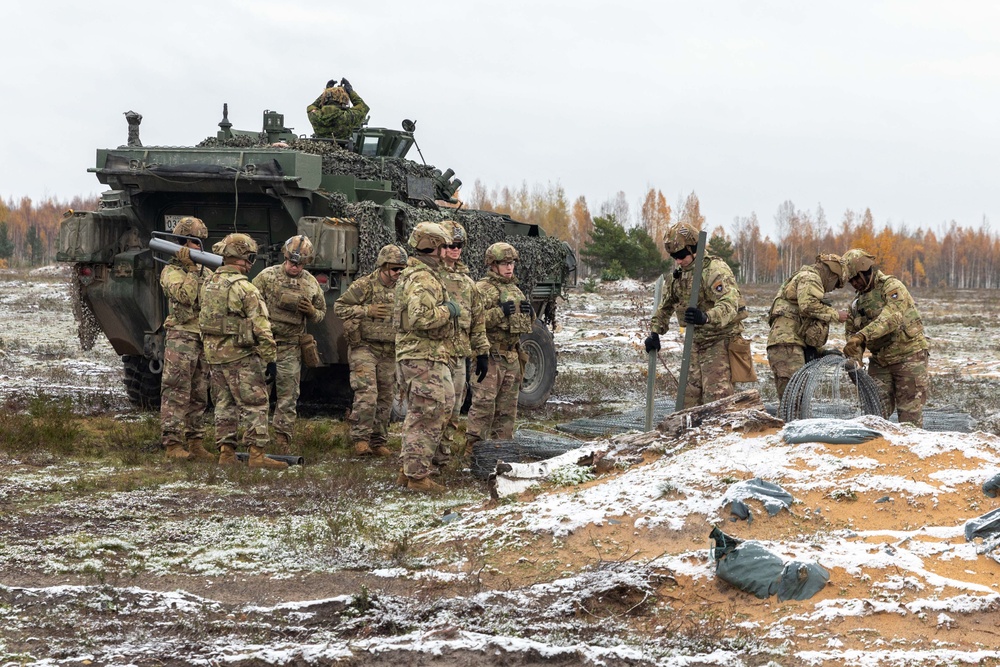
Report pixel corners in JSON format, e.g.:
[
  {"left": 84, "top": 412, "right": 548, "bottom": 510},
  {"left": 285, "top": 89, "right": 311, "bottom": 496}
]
[
  {"left": 518, "top": 319, "right": 557, "bottom": 409},
  {"left": 122, "top": 354, "right": 162, "bottom": 411}
]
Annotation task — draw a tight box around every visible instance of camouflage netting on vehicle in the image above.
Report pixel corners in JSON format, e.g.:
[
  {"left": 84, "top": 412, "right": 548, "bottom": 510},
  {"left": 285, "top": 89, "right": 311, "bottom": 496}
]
[{"left": 197, "top": 137, "right": 570, "bottom": 297}]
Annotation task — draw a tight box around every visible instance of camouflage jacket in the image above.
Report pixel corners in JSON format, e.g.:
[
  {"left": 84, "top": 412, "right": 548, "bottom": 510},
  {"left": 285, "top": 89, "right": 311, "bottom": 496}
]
[
  {"left": 252, "top": 265, "right": 326, "bottom": 344},
  {"left": 766, "top": 263, "right": 840, "bottom": 348},
  {"left": 334, "top": 269, "right": 396, "bottom": 349},
  {"left": 441, "top": 261, "right": 489, "bottom": 358},
  {"left": 393, "top": 255, "right": 456, "bottom": 363},
  {"left": 160, "top": 259, "right": 209, "bottom": 334},
  {"left": 477, "top": 272, "right": 533, "bottom": 354},
  {"left": 651, "top": 255, "right": 746, "bottom": 346},
  {"left": 306, "top": 89, "right": 370, "bottom": 140},
  {"left": 846, "top": 271, "right": 928, "bottom": 367},
  {"left": 199, "top": 265, "right": 276, "bottom": 365}
]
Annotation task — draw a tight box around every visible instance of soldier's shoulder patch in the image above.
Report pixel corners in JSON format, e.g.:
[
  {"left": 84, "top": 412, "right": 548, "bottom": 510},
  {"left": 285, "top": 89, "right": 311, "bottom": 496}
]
[
  {"left": 887, "top": 289, "right": 900, "bottom": 301},
  {"left": 712, "top": 280, "right": 725, "bottom": 294}
]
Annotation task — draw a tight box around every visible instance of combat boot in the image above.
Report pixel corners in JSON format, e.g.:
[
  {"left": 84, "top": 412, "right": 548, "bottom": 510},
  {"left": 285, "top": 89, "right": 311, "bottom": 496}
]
[
  {"left": 406, "top": 476, "right": 445, "bottom": 495},
  {"left": 164, "top": 443, "right": 190, "bottom": 460},
  {"left": 395, "top": 468, "right": 409, "bottom": 487},
  {"left": 248, "top": 445, "right": 289, "bottom": 470},
  {"left": 186, "top": 439, "right": 216, "bottom": 462},
  {"left": 464, "top": 435, "right": 481, "bottom": 457},
  {"left": 372, "top": 444, "right": 393, "bottom": 458},
  {"left": 272, "top": 432, "right": 292, "bottom": 455},
  {"left": 218, "top": 444, "right": 239, "bottom": 466},
  {"left": 353, "top": 440, "right": 373, "bottom": 457}
]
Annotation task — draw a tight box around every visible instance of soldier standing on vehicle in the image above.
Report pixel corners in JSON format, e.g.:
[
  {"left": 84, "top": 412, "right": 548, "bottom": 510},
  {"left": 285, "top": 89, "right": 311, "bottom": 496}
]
[
  {"left": 159, "top": 216, "right": 216, "bottom": 463},
  {"left": 334, "top": 244, "right": 407, "bottom": 458},
  {"left": 199, "top": 233, "right": 287, "bottom": 470},
  {"left": 841, "top": 248, "right": 930, "bottom": 427},
  {"left": 438, "top": 220, "right": 490, "bottom": 463},
  {"left": 466, "top": 243, "right": 533, "bottom": 452},
  {"left": 252, "top": 236, "right": 326, "bottom": 452},
  {"left": 394, "top": 222, "right": 461, "bottom": 494},
  {"left": 644, "top": 223, "right": 748, "bottom": 409},
  {"left": 307, "top": 77, "right": 370, "bottom": 141},
  {"left": 766, "top": 254, "right": 848, "bottom": 401}
]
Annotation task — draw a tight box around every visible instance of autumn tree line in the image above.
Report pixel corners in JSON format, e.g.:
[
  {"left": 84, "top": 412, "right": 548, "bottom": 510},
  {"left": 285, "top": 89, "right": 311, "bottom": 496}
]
[
  {"left": 467, "top": 181, "right": 1000, "bottom": 289},
  {"left": 4, "top": 187, "right": 998, "bottom": 290}
]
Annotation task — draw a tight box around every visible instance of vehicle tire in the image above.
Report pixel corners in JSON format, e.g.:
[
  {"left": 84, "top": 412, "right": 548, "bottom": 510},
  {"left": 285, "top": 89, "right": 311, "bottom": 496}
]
[
  {"left": 123, "top": 354, "right": 162, "bottom": 411},
  {"left": 518, "top": 319, "right": 557, "bottom": 409}
]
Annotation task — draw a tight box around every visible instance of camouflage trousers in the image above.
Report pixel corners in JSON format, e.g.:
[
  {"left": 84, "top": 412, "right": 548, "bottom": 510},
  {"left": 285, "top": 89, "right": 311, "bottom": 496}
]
[
  {"left": 209, "top": 355, "right": 270, "bottom": 451},
  {"left": 399, "top": 358, "right": 454, "bottom": 480},
  {"left": 467, "top": 353, "right": 521, "bottom": 442},
  {"left": 160, "top": 329, "right": 209, "bottom": 448},
  {"left": 766, "top": 343, "right": 806, "bottom": 402},
  {"left": 437, "top": 356, "right": 468, "bottom": 467},
  {"left": 681, "top": 337, "right": 734, "bottom": 409},
  {"left": 271, "top": 341, "right": 302, "bottom": 441},
  {"left": 868, "top": 349, "right": 930, "bottom": 427},
  {"left": 348, "top": 343, "right": 395, "bottom": 445}
]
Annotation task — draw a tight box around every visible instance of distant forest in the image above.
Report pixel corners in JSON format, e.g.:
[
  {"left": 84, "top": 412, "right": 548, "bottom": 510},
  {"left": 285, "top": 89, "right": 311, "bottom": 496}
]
[{"left": 3, "top": 185, "right": 998, "bottom": 290}]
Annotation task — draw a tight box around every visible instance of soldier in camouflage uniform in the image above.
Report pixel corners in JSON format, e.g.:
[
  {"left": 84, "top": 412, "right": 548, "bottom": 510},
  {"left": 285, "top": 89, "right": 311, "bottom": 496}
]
[
  {"left": 306, "top": 77, "right": 370, "bottom": 141},
  {"left": 466, "top": 243, "right": 534, "bottom": 451},
  {"left": 252, "top": 236, "right": 326, "bottom": 452},
  {"left": 645, "top": 223, "right": 748, "bottom": 409},
  {"left": 158, "top": 216, "right": 216, "bottom": 462},
  {"left": 766, "top": 254, "right": 848, "bottom": 401},
  {"left": 334, "top": 244, "right": 407, "bottom": 458},
  {"left": 438, "top": 221, "right": 490, "bottom": 464},
  {"left": 199, "top": 233, "right": 287, "bottom": 470},
  {"left": 394, "top": 222, "right": 462, "bottom": 494},
  {"left": 842, "top": 249, "right": 930, "bottom": 426}
]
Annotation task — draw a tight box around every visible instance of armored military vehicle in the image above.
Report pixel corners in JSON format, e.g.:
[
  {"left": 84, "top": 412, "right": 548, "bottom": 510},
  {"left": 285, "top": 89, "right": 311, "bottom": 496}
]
[{"left": 57, "top": 105, "right": 575, "bottom": 412}]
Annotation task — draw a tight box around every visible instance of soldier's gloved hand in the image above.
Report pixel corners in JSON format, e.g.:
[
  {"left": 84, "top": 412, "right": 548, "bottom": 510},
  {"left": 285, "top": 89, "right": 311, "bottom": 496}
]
[
  {"left": 519, "top": 301, "right": 533, "bottom": 315},
  {"left": 340, "top": 77, "right": 353, "bottom": 95},
  {"left": 843, "top": 333, "right": 865, "bottom": 362},
  {"left": 475, "top": 354, "right": 489, "bottom": 382},
  {"left": 368, "top": 303, "right": 391, "bottom": 319},
  {"left": 297, "top": 297, "right": 317, "bottom": 317},
  {"left": 176, "top": 246, "right": 196, "bottom": 271},
  {"left": 444, "top": 301, "right": 461, "bottom": 318},
  {"left": 501, "top": 301, "right": 516, "bottom": 317},
  {"left": 644, "top": 332, "right": 660, "bottom": 353},
  {"left": 684, "top": 307, "right": 708, "bottom": 326},
  {"left": 265, "top": 362, "right": 277, "bottom": 382}
]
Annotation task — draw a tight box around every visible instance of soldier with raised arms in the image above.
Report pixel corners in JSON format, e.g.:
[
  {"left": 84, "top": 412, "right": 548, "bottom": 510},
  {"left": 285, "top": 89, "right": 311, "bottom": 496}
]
[
  {"left": 645, "top": 223, "right": 748, "bottom": 408},
  {"left": 199, "top": 233, "right": 287, "bottom": 469},
  {"left": 158, "top": 216, "right": 216, "bottom": 463},
  {"left": 334, "top": 244, "right": 407, "bottom": 458},
  {"left": 252, "top": 235, "right": 326, "bottom": 452},
  {"left": 842, "top": 248, "right": 929, "bottom": 426}
]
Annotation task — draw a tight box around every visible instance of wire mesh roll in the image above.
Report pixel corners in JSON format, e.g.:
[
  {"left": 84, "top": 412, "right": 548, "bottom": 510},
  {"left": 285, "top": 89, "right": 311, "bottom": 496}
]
[{"left": 779, "top": 354, "right": 884, "bottom": 422}]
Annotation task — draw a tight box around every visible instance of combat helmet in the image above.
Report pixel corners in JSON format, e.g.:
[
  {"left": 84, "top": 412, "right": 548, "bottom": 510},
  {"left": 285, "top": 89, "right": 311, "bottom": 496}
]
[
  {"left": 408, "top": 222, "right": 451, "bottom": 251},
  {"left": 327, "top": 87, "right": 350, "bottom": 106},
  {"left": 842, "top": 249, "right": 876, "bottom": 281},
  {"left": 173, "top": 216, "right": 208, "bottom": 239},
  {"left": 218, "top": 233, "right": 258, "bottom": 262},
  {"left": 664, "top": 223, "right": 700, "bottom": 256},
  {"left": 283, "top": 235, "right": 314, "bottom": 265},
  {"left": 817, "top": 253, "right": 845, "bottom": 289},
  {"left": 376, "top": 244, "right": 408, "bottom": 267},
  {"left": 485, "top": 242, "right": 519, "bottom": 265},
  {"left": 440, "top": 220, "right": 467, "bottom": 245}
]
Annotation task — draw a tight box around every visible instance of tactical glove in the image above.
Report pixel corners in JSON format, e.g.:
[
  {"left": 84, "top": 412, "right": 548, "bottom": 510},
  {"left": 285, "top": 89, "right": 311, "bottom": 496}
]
[
  {"left": 368, "top": 303, "right": 392, "bottom": 319},
  {"left": 843, "top": 333, "right": 865, "bottom": 362},
  {"left": 475, "top": 354, "right": 489, "bottom": 382},
  {"left": 340, "top": 77, "right": 353, "bottom": 95},
  {"left": 501, "top": 301, "right": 516, "bottom": 317},
  {"left": 519, "top": 300, "right": 533, "bottom": 315},
  {"left": 297, "top": 297, "right": 317, "bottom": 317},
  {"left": 176, "top": 246, "right": 196, "bottom": 272},
  {"left": 684, "top": 307, "right": 708, "bottom": 326},
  {"left": 644, "top": 332, "right": 661, "bottom": 353},
  {"left": 265, "top": 362, "right": 277, "bottom": 382},
  {"left": 444, "top": 301, "right": 462, "bottom": 318}
]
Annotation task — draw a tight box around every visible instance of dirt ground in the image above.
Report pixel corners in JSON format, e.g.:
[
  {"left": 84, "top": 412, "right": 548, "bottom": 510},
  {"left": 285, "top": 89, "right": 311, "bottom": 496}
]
[{"left": 2, "top": 267, "right": 1000, "bottom": 666}]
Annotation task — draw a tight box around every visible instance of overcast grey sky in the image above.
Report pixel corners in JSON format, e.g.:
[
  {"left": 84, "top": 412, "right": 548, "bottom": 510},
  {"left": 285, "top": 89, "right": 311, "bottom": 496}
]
[{"left": 3, "top": 0, "right": 997, "bottom": 239}]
